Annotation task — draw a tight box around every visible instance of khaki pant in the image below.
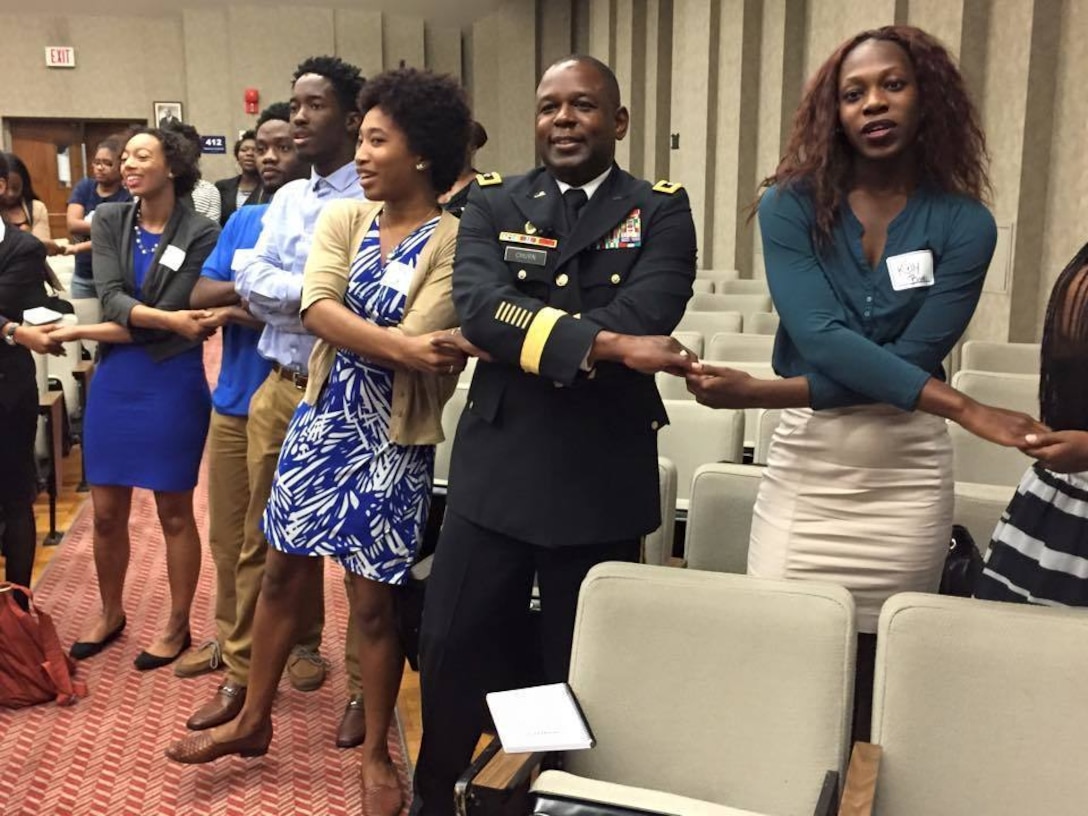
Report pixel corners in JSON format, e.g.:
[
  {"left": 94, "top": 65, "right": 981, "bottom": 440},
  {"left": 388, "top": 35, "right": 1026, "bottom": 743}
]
[
  {"left": 222, "top": 372, "right": 361, "bottom": 690},
  {"left": 206, "top": 411, "right": 249, "bottom": 648}
]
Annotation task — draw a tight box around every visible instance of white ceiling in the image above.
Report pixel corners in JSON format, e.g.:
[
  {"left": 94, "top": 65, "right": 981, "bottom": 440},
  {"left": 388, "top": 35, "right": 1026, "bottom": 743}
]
[{"left": 0, "top": 0, "right": 508, "bottom": 27}]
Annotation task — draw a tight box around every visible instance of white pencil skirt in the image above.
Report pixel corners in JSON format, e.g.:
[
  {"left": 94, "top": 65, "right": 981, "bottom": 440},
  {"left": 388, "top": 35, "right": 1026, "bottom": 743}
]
[{"left": 748, "top": 405, "right": 954, "bottom": 633}]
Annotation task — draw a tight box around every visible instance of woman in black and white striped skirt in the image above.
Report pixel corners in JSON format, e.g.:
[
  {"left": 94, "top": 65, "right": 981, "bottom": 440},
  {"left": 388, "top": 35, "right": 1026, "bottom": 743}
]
[{"left": 975, "top": 242, "right": 1088, "bottom": 605}]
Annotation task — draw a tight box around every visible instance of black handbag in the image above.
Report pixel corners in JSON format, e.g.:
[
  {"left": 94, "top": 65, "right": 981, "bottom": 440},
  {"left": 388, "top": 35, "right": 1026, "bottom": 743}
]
[
  {"left": 939, "top": 524, "right": 984, "bottom": 597},
  {"left": 527, "top": 794, "right": 675, "bottom": 816}
]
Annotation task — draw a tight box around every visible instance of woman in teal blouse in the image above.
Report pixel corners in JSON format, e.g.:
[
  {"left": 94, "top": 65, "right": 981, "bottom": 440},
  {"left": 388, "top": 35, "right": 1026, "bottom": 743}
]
[{"left": 685, "top": 25, "right": 1043, "bottom": 736}]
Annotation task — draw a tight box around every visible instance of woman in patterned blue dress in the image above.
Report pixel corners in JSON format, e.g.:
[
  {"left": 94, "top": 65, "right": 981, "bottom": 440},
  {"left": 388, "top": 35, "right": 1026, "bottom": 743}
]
[{"left": 166, "top": 69, "right": 473, "bottom": 814}]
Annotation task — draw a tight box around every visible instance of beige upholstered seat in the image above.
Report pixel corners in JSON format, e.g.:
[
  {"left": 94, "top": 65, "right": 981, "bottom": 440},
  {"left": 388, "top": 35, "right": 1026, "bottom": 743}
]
[
  {"left": 689, "top": 293, "right": 774, "bottom": 325},
  {"left": 960, "top": 340, "right": 1040, "bottom": 375},
  {"left": 948, "top": 423, "right": 1032, "bottom": 487},
  {"left": 744, "top": 311, "right": 780, "bottom": 335},
  {"left": 706, "top": 331, "right": 774, "bottom": 363},
  {"left": 695, "top": 267, "right": 740, "bottom": 282},
  {"left": 684, "top": 463, "right": 762, "bottom": 573},
  {"left": 692, "top": 278, "right": 715, "bottom": 294},
  {"left": 672, "top": 329, "right": 704, "bottom": 358},
  {"left": 531, "top": 563, "right": 856, "bottom": 816},
  {"left": 657, "top": 400, "right": 744, "bottom": 508},
  {"left": 862, "top": 593, "right": 1088, "bottom": 816},
  {"left": 953, "top": 480, "right": 1013, "bottom": 550},
  {"left": 950, "top": 369, "right": 1039, "bottom": 415},
  {"left": 432, "top": 384, "right": 467, "bottom": 488},
  {"left": 715, "top": 278, "right": 771, "bottom": 296},
  {"left": 642, "top": 457, "right": 678, "bottom": 566},
  {"left": 753, "top": 407, "right": 781, "bottom": 465},
  {"left": 677, "top": 310, "right": 744, "bottom": 339}
]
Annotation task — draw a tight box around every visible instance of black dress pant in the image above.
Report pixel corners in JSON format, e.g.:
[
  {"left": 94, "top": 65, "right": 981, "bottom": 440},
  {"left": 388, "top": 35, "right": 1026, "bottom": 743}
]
[
  {"left": 410, "top": 510, "right": 640, "bottom": 816},
  {"left": 0, "top": 368, "right": 38, "bottom": 588}
]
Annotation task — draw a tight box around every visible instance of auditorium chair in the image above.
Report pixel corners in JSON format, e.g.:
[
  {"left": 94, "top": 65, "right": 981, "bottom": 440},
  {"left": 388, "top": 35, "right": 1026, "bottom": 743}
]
[
  {"left": 642, "top": 457, "right": 678, "bottom": 566},
  {"left": 715, "top": 279, "right": 771, "bottom": 296},
  {"left": 433, "top": 384, "right": 468, "bottom": 490},
  {"left": 657, "top": 400, "right": 744, "bottom": 509},
  {"left": 689, "top": 293, "right": 774, "bottom": 323},
  {"left": 952, "top": 481, "right": 1012, "bottom": 553},
  {"left": 950, "top": 369, "right": 1039, "bottom": 416},
  {"left": 459, "top": 563, "right": 854, "bottom": 816},
  {"left": 948, "top": 423, "right": 1033, "bottom": 488},
  {"left": 840, "top": 593, "right": 1088, "bottom": 816},
  {"left": 959, "top": 340, "right": 1040, "bottom": 375},
  {"left": 692, "top": 278, "right": 715, "bottom": 294},
  {"left": 672, "top": 329, "right": 704, "bottom": 359},
  {"left": 753, "top": 408, "right": 781, "bottom": 466},
  {"left": 676, "top": 310, "right": 744, "bottom": 340},
  {"left": 684, "top": 463, "right": 762, "bottom": 574},
  {"left": 695, "top": 267, "right": 740, "bottom": 281},
  {"left": 706, "top": 332, "right": 774, "bottom": 363},
  {"left": 745, "top": 311, "right": 780, "bottom": 335}
]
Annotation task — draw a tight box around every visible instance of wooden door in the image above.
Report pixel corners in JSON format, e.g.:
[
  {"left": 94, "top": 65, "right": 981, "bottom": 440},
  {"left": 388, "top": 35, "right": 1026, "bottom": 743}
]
[
  {"left": 8, "top": 119, "right": 143, "bottom": 238},
  {"left": 9, "top": 121, "right": 82, "bottom": 238}
]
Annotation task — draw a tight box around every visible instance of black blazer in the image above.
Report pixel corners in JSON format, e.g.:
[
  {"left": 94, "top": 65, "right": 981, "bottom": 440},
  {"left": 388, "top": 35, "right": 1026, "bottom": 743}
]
[
  {"left": 0, "top": 226, "right": 49, "bottom": 408},
  {"left": 214, "top": 176, "right": 259, "bottom": 226},
  {"left": 447, "top": 165, "right": 697, "bottom": 548},
  {"left": 92, "top": 201, "right": 219, "bottom": 361}
]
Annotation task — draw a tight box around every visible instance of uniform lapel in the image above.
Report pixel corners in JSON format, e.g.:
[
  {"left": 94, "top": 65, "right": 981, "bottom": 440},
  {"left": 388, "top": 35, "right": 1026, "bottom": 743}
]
[
  {"left": 554, "top": 168, "right": 633, "bottom": 269},
  {"left": 509, "top": 169, "right": 563, "bottom": 240}
]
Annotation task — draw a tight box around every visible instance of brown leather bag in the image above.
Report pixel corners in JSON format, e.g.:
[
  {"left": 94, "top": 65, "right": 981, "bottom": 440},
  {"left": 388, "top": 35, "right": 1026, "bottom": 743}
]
[{"left": 0, "top": 583, "right": 87, "bottom": 708}]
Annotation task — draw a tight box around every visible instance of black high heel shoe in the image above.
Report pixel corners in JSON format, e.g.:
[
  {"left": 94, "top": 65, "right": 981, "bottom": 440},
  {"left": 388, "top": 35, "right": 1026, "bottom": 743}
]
[
  {"left": 70, "top": 617, "right": 127, "bottom": 660},
  {"left": 134, "top": 631, "right": 192, "bottom": 672}
]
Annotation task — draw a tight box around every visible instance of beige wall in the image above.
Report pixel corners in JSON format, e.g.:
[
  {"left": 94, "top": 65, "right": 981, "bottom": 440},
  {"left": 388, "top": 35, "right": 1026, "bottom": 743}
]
[
  {"left": 1, "top": 8, "right": 460, "bottom": 182},
  {"left": 2, "top": 0, "right": 1084, "bottom": 343}
]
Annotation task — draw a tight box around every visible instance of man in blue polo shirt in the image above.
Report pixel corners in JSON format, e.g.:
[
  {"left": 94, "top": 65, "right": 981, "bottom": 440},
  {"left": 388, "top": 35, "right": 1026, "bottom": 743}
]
[{"left": 173, "top": 102, "right": 307, "bottom": 687}]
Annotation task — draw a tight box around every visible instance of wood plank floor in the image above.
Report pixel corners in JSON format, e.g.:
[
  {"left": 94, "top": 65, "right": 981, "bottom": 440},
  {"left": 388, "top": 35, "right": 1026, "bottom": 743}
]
[{"left": 6, "top": 443, "right": 427, "bottom": 764}]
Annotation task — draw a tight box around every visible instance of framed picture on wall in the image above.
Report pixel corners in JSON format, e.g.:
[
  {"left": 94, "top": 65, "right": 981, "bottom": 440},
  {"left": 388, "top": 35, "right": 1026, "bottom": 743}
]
[{"left": 154, "top": 101, "right": 184, "bottom": 128}]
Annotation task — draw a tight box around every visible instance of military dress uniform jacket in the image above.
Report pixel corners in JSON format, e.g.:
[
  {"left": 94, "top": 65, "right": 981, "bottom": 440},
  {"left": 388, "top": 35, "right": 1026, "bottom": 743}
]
[{"left": 446, "top": 165, "right": 697, "bottom": 548}]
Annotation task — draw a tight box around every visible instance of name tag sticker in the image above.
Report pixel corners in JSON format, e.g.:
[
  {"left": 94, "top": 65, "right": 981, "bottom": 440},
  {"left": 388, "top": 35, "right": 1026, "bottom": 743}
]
[
  {"left": 160, "top": 245, "right": 186, "bottom": 272},
  {"left": 504, "top": 246, "right": 548, "bottom": 266},
  {"left": 887, "top": 250, "right": 935, "bottom": 291},
  {"left": 379, "top": 260, "right": 414, "bottom": 295},
  {"left": 231, "top": 248, "right": 256, "bottom": 271}
]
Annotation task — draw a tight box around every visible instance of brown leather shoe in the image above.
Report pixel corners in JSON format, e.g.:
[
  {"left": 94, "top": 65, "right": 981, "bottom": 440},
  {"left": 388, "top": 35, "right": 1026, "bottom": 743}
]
[
  {"left": 165, "top": 722, "right": 272, "bottom": 765},
  {"left": 336, "top": 695, "right": 366, "bottom": 748},
  {"left": 186, "top": 682, "right": 247, "bottom": 731}
]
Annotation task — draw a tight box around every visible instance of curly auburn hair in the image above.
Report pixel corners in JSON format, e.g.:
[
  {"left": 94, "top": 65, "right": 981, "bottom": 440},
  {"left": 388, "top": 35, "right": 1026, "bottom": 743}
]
[
  {"left": 763, "top": 25, "right": 990, "bottom": 245},
  {"left": 357, "top": 68, "right": 471, "bottom": 195},
  {"left": 126, "top": 127, "right": 201, "bottom": 198}
]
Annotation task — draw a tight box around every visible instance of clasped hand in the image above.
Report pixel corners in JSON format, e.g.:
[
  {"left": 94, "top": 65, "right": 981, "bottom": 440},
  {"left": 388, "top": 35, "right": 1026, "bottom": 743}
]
[
  {"left": 683, "top": 362, "right": 753, "bottom": 408},
  {"left": 400, "top": 328, "right": 480, "bottom": 375}
]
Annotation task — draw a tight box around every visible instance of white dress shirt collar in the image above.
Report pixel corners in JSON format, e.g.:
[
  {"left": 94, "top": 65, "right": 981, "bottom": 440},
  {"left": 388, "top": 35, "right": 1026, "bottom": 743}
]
[{"left": 553, "top": 165, "right": 613, "bottom": 202}]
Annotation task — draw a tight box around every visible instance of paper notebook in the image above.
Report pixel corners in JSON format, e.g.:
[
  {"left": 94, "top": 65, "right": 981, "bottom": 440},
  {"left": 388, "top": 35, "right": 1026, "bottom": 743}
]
[
  {"left": 21, "top": 306, "right": 65, "bottom": 326},
  {"left": 485, "top": 682, "right": 596, "bottom": 754}
]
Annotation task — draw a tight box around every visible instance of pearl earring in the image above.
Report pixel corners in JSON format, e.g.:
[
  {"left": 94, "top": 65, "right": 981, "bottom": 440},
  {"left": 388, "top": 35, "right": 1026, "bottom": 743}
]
[{"left": 415, "top": 162, "right": 427, "bottom": 171}]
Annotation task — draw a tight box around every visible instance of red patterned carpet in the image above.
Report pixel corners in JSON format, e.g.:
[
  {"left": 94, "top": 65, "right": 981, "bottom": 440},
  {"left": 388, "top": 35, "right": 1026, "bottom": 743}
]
[{"left": 0, "top": 339, "right": 411, "bottom": 816}]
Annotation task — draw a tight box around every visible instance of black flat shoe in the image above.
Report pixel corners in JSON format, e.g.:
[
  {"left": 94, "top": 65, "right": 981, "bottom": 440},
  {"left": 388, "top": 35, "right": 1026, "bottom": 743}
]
[
  {"left": 70, "top": 617, "right": 127, "bottom": 660},
  {"left": 134, "top": 632, "right": 192, "bottom": 672}
]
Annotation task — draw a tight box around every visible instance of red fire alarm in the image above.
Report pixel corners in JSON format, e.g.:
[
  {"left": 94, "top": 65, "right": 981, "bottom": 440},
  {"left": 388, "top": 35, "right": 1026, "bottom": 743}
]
[{"left": 245, "top": 88, "right": 260, "bottom": 115}]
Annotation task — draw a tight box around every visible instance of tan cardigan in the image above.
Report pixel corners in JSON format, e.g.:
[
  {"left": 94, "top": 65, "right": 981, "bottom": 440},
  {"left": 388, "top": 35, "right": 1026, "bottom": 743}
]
[{"left": 301, "top": 199, "right": 461, "bottom": 445}]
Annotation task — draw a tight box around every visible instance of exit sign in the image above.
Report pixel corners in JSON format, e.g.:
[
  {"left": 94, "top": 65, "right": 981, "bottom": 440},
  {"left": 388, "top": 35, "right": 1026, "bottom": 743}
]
[{"left": 45, "top": 47, "right": 76, "bottom": 68}]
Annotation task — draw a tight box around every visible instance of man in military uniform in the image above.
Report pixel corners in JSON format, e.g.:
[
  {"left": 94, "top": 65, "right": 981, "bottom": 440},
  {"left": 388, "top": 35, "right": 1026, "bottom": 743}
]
[{"left": 411, "top": 55, "right": 698, "bottom": 815}]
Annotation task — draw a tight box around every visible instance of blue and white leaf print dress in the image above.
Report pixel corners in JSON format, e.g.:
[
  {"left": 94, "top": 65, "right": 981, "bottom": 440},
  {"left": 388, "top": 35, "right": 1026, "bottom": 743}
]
[{"left": 262, "top": 216, "right": 440, "bottom": 585}]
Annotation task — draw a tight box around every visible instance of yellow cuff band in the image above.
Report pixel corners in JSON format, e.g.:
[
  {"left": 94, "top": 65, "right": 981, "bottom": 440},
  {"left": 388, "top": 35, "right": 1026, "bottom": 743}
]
[{"left": 519, "top": 306, "right": 567, "bottom": 375}]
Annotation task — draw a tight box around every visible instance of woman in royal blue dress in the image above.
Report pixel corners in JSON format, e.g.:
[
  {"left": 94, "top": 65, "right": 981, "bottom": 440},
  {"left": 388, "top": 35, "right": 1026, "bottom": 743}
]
[
  {"left": 53, "top": 128, "right": 219, "bottom": 669},
  {"left": 167, "top": 68, "right": 472, "bottom": 814}
]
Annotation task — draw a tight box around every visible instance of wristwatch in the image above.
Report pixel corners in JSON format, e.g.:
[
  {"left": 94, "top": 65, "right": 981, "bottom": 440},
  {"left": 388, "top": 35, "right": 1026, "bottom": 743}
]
[{"left": 2, "top": 321, "right": 19, "bottom": 346}]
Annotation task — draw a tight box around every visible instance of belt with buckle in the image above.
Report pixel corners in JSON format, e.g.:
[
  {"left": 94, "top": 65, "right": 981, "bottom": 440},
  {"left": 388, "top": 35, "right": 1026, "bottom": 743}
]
[{"left": 271, "top": 362, "right": 309, "bottom": 390}]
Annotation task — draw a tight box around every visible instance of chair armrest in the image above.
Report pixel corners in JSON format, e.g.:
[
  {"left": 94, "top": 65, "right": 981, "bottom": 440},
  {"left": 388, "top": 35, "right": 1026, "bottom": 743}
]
[
  {"left": 838, "top": 742, "right": 882, "bottom": 816},
  {"left": 814, "top": 770, "right": 840, "bottom": 816},
  {"left": 454, "top": 735, "right": 544, "bottom": 816}
]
